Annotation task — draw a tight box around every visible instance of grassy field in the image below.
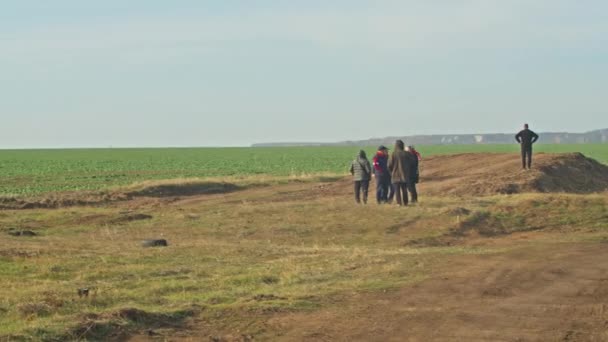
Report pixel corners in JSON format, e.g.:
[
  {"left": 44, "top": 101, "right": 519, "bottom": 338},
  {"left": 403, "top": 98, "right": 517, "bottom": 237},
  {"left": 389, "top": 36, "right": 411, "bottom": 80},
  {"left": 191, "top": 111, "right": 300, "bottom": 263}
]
[
  {"left": 1, "top": 179, "right": 607, "bottom": 340},
  {"left": 1, "top": 144, "right": 607, "bottom": 196},
  {"left": 1, "top": 145, "right": 608, "bottom": 339}
]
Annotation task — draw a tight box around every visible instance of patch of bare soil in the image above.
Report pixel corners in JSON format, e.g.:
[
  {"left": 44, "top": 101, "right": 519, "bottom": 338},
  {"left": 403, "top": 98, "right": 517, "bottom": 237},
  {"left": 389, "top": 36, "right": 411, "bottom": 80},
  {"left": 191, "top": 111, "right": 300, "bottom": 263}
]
[
  {"left": 0, "top": 248, "right": 42, "bottom": 258},
  {"left": 0, "top": 192, "right": 131, "bottom": 210},
  {"left": 264, "top": 243, "right": 608, "bottom": 341},
  {"left": 71, "top": 213, "right": 114, "bottom": 226},
  {"left": 410, "top": 209, "right": 542, "bottom": 247},
  {"left": 419, "top": 152, "right": 608, "bottom": 196},
  {"left": 63, "top": 306, "right": 200, "bottom": 341},
  {"left": 125, "top": 182, "right": 242, "bottom": 197},
  {"left": 108, "top": 213, "right": 153, "bottom": 225},
  {"left": 0, "top": 182, "right": 242, "bottom": 210},
  {"left": 268, "top": 178, "right": 353, "bottom": 203}
]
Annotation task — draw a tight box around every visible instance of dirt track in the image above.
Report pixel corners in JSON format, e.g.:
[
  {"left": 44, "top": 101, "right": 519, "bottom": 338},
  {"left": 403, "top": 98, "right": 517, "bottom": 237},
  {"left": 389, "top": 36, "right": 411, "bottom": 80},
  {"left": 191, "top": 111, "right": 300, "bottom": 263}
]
[{"left": 266, "top": 243, "right": 608, "bottom": 341}]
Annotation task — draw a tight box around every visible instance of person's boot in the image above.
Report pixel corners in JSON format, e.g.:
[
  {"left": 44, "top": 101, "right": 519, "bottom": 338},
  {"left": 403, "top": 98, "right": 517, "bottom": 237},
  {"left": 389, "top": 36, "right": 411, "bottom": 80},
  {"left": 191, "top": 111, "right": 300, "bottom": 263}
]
[{"left": 411, "top": 194, "right": 418, "bottom": 204}]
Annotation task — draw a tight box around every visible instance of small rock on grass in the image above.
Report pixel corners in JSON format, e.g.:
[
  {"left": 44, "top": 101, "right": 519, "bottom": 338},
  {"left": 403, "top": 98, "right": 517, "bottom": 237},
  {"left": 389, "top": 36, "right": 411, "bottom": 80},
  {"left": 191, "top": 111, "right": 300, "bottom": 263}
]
[
  {"left": 77, "top": 288, "right": 90, "bottom": 298},
  {"left": 141, "top": 239, "right": 168, "bottom": 247}
]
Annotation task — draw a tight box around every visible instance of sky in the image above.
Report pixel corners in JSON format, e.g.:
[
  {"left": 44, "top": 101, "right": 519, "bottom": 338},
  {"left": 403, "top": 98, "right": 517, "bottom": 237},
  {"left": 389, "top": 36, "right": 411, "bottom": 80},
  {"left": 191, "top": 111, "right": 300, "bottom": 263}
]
[{"left": 1, "top": 1, "right": 607, "bottom": 148}]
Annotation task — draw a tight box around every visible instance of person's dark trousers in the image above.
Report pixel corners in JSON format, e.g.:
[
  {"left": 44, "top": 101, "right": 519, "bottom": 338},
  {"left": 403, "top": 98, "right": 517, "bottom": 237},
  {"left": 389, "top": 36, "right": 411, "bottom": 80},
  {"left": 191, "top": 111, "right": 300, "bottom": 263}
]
[
  {"left": 374, "top": 176, "right": 382, "bottom": 203},
  {"left": 375, "top": 175, "right": 390, "bottom": 203},
  {"left": 407, "top": 182, "right": 418, "bottom": 203},
  {"left": 354, "top": 180, "right": 369, "bottom": 204},
  {"left": 387, "top": 183, "right": 395, "bottom": 203},
  {"left": 521, "top": 145, "right": 533, "bottom": 169},
  {"left": 393, "top": 182, "right": 408, "bottom": 206},
  {"left": 382, "top": 176, "right": 391, "bottom": 202}
]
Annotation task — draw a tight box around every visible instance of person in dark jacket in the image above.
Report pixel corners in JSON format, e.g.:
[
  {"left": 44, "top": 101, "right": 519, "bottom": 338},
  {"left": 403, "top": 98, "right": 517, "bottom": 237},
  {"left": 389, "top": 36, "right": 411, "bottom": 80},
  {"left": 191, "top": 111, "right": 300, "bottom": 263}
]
[
  {"left": 372, "top": 145, "right": 390, "bottom": 204},
  {"left": 515, "top": 123, "right": 539, "bottom": 169},
  {"left": 388, "top": 140, "right": 417, "bottom": 206},
  {"left": 405, "top": 145, "right": 419, "bottom": 203},
  {"left": 350, "top": 150, "right": 372, "bottom": 204}
]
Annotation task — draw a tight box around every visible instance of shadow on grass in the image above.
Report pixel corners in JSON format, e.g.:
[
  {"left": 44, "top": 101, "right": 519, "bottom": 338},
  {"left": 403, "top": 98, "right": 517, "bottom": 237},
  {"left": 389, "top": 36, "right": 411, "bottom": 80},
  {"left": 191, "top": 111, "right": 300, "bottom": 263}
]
[
  {"left": 127, "top": 182, "right": 243, "bottom": 197},
  {"left": 317, "top": 176, "right": 344, "bottom": 183},
  {"left": 29, "top": 306, "right": 202, "bottom": 341},
  {"left": 409, "top": 209, "right": 538, "bottom": 247}
]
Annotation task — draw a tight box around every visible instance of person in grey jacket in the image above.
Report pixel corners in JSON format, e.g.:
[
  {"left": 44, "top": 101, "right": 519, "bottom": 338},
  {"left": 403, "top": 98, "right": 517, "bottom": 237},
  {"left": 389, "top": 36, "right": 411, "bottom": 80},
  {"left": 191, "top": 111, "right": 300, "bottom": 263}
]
[{"left": 350, "top": 150, "right": 372, "bottom": 204}]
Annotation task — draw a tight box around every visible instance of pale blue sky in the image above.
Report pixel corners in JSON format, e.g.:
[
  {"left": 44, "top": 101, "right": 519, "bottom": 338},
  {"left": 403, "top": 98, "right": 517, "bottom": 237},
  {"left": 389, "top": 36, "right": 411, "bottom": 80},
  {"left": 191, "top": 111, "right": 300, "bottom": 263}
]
[{"left": 1, "top": 1, "right": 606, "bottom": 147}]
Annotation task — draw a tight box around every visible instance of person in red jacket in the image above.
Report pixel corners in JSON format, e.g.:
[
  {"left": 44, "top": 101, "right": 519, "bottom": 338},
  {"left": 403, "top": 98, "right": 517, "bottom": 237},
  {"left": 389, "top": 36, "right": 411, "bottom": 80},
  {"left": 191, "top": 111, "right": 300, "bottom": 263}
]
[{"left": 372, "top": 145, "right": 390, "bottom": 203}]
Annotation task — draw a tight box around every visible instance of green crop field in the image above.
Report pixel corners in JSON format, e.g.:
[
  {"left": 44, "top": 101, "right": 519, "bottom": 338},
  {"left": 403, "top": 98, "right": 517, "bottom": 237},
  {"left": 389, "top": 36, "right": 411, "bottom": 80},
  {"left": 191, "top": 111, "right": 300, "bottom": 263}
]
[{"left": 1, "top": 144, "right": 607, "bottom": 196}]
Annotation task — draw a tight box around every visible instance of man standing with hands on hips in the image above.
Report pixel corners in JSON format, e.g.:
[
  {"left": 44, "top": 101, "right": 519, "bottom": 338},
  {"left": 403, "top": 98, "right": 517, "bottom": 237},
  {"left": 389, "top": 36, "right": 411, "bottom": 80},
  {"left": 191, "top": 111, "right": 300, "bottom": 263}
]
[{"left": 515, "top": 123, "right": 539, "bottom": 169}]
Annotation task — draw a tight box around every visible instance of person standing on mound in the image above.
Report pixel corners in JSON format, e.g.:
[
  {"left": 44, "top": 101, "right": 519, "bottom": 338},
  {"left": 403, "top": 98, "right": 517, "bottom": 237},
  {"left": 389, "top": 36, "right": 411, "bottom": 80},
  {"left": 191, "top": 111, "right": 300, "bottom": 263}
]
[
  {"left": 515, "top": 123, "right": 539, "bottom": 169},
  {"left": 350, "top": 150, "right": 372, "bottom": 204}
]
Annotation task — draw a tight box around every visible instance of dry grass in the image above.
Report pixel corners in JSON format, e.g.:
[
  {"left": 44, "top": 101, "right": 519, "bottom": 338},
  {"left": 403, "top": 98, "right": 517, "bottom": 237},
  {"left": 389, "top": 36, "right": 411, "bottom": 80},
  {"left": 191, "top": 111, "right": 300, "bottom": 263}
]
[{"left": 0, "top": 178, "right": 607, "bottom": 339}]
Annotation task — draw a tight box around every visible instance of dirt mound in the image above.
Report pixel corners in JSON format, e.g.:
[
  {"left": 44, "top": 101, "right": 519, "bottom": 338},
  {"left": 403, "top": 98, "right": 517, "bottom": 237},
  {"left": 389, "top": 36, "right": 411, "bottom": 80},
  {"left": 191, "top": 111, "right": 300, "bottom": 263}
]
[{"left": 419, "top": 152, "right": 608, "bottom": 196}]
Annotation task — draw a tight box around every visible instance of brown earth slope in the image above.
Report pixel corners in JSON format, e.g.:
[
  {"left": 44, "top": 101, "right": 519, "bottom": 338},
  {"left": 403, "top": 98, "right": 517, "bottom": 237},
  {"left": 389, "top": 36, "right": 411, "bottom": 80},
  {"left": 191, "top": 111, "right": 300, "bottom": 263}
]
[
  {"left": 419, "top": 152, "right": 608, "bottom": 196},
  {"left": 286, "top": 152, "right": 608, "bottom": 199}
]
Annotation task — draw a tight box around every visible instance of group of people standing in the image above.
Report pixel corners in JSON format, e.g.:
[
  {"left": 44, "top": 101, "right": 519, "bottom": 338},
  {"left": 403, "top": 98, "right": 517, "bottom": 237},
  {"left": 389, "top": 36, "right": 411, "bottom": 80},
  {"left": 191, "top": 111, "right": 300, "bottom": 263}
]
[
  {"left": 349, "top": 124, "right": 540, "bottom": 205},
  {"left": 349, "top": 140, "right": 420, "bottom": 206}
]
